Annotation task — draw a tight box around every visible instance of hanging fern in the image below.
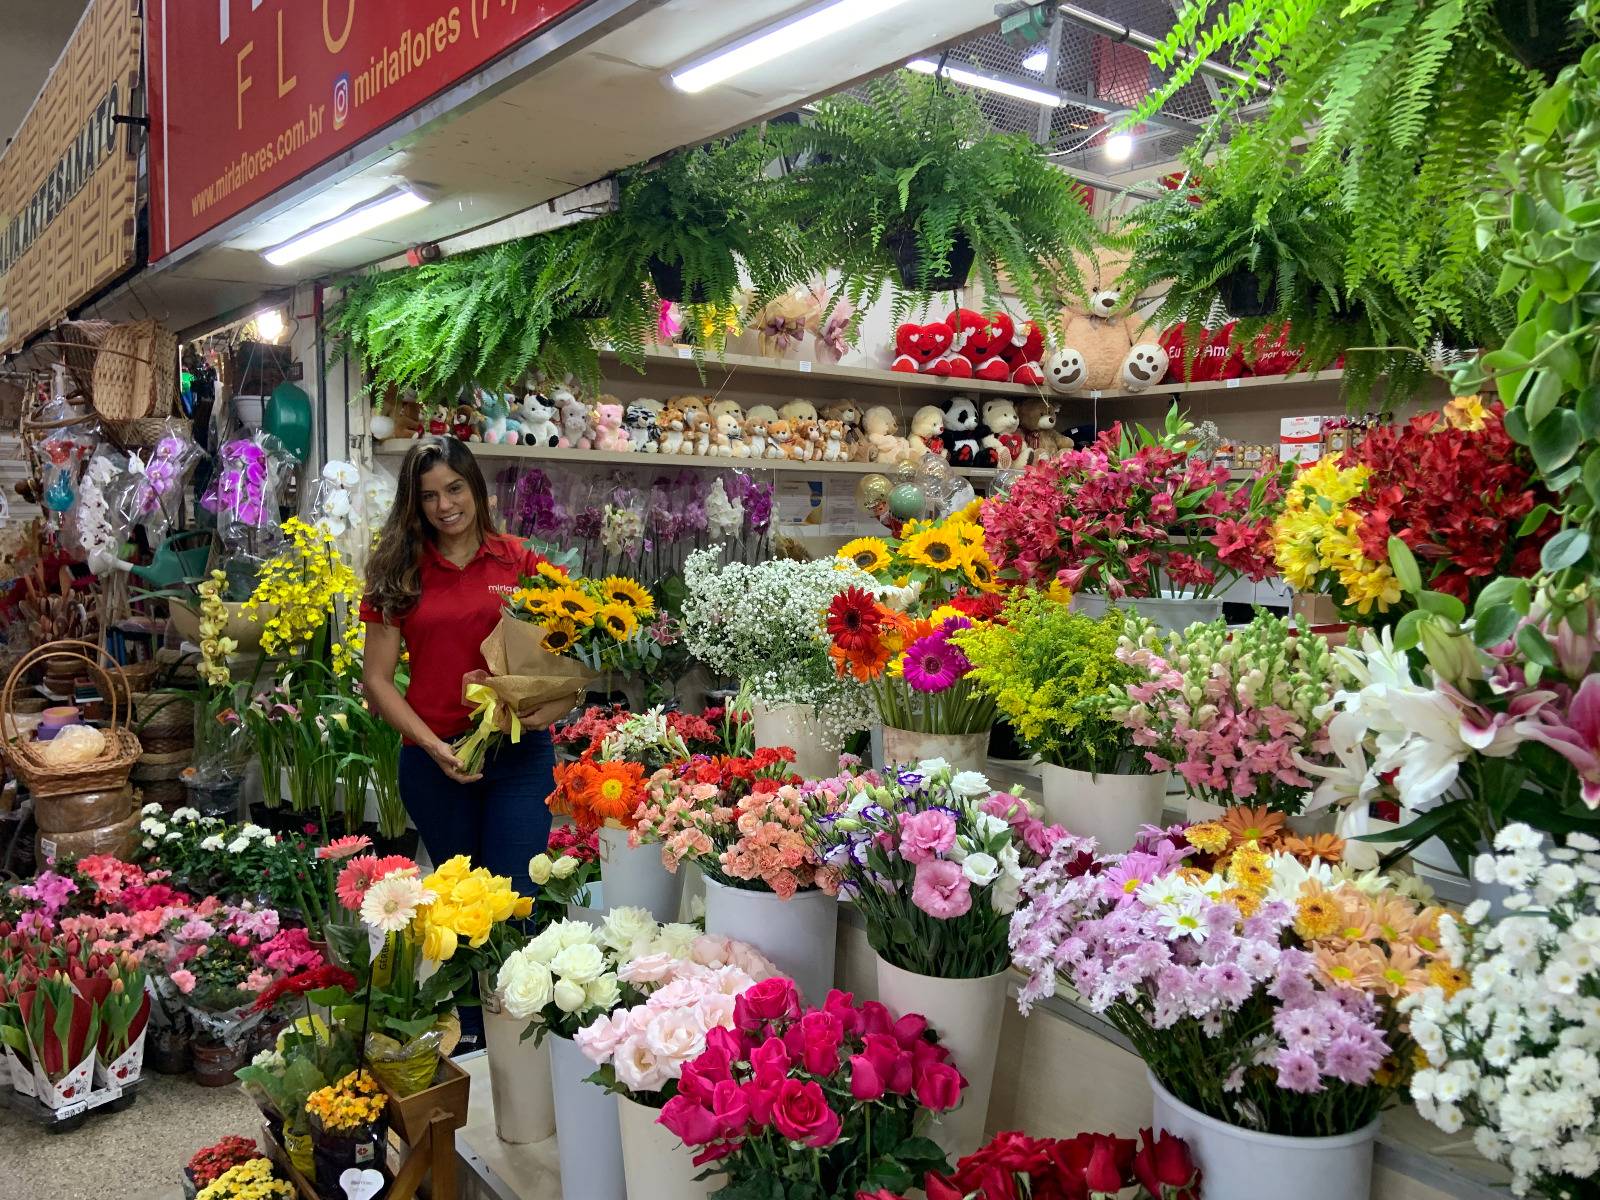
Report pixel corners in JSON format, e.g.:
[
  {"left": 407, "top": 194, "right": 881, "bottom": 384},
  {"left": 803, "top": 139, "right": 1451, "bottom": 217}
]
[{"left": 768, "top": 72, "right": 1100, "bottom": 334}]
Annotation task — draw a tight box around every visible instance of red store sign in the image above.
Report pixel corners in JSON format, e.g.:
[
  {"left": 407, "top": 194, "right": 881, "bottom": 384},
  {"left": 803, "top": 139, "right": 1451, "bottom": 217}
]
[{"left": 147, "top": 0, "right": 591, "bottom": 260}]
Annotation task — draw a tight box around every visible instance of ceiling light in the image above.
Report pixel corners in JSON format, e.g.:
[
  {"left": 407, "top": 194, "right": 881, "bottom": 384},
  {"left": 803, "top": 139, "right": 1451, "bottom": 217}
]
[
  {"left": 1021, "top": 48, "right": 1050, "bottom": 73},
  {"left": 670, "top": 0, "right": 916, "bottom": 93},
  {"left": 905, "top": 59, "right": 1063, "bottom": 108},
  {"left": 253, "top": 309, "right": 285, "bottom": 344},
  {"left": 1104, "top": 130, "right": 1136, "bottom": 162},
  {"left": 262, "top": 187, "right": 431, "bottom": 267}
]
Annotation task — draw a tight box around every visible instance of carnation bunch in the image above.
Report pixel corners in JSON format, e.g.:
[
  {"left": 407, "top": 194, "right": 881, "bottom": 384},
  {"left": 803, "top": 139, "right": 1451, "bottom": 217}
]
[
  {"left": 810, "top": 761, "right": 1064, "bottom": 978},
  {"left": 1011, "top": 825, "right": 1455, "bottom": 1137},
  {"left": 981, "top": 406, "right": 1284, "bottom": 599},
  {"left": 1107, "top": 611, "right": 1339, "bottom": 815},
  {"left": 660, "top": 980, "right": 961, "bottom": 1193},
  {"left": 1405, "top": 825, "right": 1600, "bottom": 1198}
]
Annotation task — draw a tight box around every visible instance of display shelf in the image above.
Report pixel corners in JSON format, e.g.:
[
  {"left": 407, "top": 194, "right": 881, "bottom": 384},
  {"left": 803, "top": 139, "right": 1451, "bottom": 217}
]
[
  {"left": 599, "top": 347, "right": 1047, "bottom": 398},
  {"left": 374, "top": 438, "right": 1000, "bottom": 480}
]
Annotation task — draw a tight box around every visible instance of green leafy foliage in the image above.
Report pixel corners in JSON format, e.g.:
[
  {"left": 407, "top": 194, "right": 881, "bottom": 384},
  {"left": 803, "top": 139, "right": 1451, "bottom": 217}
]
[{"left": 770, "top": 72, "right": 1099, "bottom": 333}]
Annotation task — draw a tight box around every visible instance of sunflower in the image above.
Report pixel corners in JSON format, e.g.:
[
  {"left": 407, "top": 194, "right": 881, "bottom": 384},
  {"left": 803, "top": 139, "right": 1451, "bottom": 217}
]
[
  {"left": 596, "top": 602, "right": 639, "bottom": 640},
  {"left": 546, "top": 586, "right": 598, "bottom": 624},
  {"left": 535, "top": 561, "right": 572, "bottom": 586},
  {"left": 961, "top": 551, "right": 1000, "bottom": 592},
  {"left": 902, "top": 527, "right": 962, "bottom": 570},
  {"left": 540, "top": 619, "right": 580, "bottom": 654},
  {"left": 600, "top": 576, "right": 654, "bottom": 615},
  {"left": 838, "top": 537, "right": 892, "bottom": 575}
]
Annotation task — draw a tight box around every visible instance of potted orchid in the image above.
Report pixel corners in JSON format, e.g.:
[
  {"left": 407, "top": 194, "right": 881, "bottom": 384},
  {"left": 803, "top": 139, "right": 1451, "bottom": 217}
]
[
  {"left": 1011, "top": 823, "right": 1454, "bottom": 1200},
  {"left": 808, "top": 761, "right": 1066, "bottom": 1157}
]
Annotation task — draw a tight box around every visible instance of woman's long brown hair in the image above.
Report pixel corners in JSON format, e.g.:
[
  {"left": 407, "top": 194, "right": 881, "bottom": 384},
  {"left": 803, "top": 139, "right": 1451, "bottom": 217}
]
[{"left": 364, "top": 437, "right": 496, "bottom": 622}]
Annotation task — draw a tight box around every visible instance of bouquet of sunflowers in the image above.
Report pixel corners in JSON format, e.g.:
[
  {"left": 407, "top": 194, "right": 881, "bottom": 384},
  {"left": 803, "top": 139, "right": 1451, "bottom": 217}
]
[
  {"left": 454, "top": 562, "right": 656, "bottom": 775},
  {"left": 835, "top": 499, "right": 1001, "bottom": 617}
]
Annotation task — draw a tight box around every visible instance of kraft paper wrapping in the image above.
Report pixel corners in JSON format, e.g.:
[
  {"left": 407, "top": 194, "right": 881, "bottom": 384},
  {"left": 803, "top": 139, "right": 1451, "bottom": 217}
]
[{"left": 464, "top": 616, "right": 597, "bottom": 730}]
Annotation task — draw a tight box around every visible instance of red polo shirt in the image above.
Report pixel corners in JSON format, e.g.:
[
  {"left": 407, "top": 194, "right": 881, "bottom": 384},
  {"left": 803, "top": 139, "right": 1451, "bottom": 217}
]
[{"left": 360, "top": 533, "right": 545, "bottom": 740}]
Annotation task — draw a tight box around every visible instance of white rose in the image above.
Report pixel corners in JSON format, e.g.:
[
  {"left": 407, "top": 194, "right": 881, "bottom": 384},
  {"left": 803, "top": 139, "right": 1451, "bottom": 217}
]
[
  {"left": 554, "top": 921, "right": 602, "bottom": 951},
  {"left": 201, "top": 835, "right": 225, "bottom": 851},
  {"left": 949, "top": 770, "right": 991, "bottom": 798},
  {"left": 164, "top": 831, "right": 182, "bottom": 842},
  {"left": 498, "top": 957, "right": 553, "bottom": 1019},
  {"left": 227, "top": 836, "right": 250, "bottom": 853},
  {"left": 528, "top": 854, "right": 553, "bottom": 886},
  {"left": 917, "top": 757, "right": 951, "bottom": 775},
  {"left": 242, "top": 823, "right": 271, "bottom": 840},
  {"left": 551, "top": 943, "right": 606, "bottom": 985},
  {"left": 652, "top": 922, "right": 700, "bottom": 960},
  {"left": 961, "top": 852, "right": 1000, "bottom": 886},
  {"left": 613, "top": 1034, "right": 669, "bottom": 1092},
  {"left": 645, "top": 1008, "right": 708, "bottom": 1067},
  {"left": 141, "top": 802, "right": 163, "bottom": 816},
  {"left": 550, "top": 855, "right": 579, "bottom": 880},
  {"left": 585, "top": 974, "right": 621, "bottom": 1011},
  {"left": 553, "top": 978, "right": 588, "bottom": 1013},
  {"left": 140, "top": 818, "right": 167, "bottom": 836},
  {"left": 600, "top": 907, "right": 658, "bottom": 955},
  {"left": 523, "top": 925, "right": 568, "bottom": 964}
]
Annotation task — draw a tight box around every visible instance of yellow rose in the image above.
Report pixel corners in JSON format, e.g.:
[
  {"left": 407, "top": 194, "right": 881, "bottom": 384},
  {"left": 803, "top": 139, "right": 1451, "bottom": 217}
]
[
  {"left": 528, "top": 854, "right": 554, "bottom": 886},
  {"left": 419, "top": 917, "right": 458, "bottom": 962},
  {"left": 511, "top": 895, "right": 533, "bottom": 919},
  {"left": 449, "top": 874, "right": 488, "bottom": 906},
  {"left": 454, "top": 904, "right": 493, "bottom": 947}
]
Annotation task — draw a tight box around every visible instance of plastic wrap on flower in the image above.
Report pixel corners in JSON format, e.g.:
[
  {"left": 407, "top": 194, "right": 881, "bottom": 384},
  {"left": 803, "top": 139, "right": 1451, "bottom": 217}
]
[
  {"left": 707, "top": 475, "right": 745, "bottom": 540},
  {"left": 126, "top": 422, "right": 205, "bottom": 545},
  {"left": 599, "top": 482, "right": 646, "bottom": 574},
  {"left": 202, "top": 431, "right": 293, "bottom": 552},
  {"left": 506, "top": 467, "right": 567, "bottom": 540},
  {"left": 39, "top": 426, "right": 97, "bottom": 515},
  {"left": 73, "top": 445, "right": 136, "bottom": 574}
]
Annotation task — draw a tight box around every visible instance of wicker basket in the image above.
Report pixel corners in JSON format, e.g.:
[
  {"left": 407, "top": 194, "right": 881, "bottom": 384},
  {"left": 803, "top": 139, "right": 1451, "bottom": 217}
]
[
  {"left": 132, "top": 690, "right": 192, "bottom": 735},
  {"left": 92, "top": 320, "right": 177, "bottom": 423},
  {"left": 57, "top": 320, "right": 112, "bottom": 401},
  {"left": 4, "top": 641, "right": 142, "bottom": 799},
  {"left": 120, "top": 659, "right": 162, "bottom": 695}
]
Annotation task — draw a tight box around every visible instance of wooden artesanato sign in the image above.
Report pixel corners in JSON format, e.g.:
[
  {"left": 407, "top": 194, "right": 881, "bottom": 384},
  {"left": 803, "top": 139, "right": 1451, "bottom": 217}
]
[{"left": 0, "top": 0, "right": 141, "bottom": 355}]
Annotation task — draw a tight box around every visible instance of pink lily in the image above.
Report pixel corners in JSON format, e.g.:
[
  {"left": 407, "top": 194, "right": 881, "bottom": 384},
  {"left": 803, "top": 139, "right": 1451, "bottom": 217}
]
[{"left": 1523, "top": 675, "right": 1600, "bottom": 808}]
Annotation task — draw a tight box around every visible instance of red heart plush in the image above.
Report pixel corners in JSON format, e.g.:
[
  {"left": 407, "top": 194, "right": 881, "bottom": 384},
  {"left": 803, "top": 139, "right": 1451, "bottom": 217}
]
[
  {"left": 891, "top": 321, "right": 955, "bottom": 374},
  {"left": 956, "top": 309, "right": 1016, "bottom": 381},
  {"left": 1004, "top": 318, "right": 1045, "bottom": 384}
]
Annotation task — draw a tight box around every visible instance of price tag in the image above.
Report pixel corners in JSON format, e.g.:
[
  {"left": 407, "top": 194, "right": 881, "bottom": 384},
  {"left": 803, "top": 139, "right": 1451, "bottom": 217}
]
[
  {"left": 1225, "top": 377, "right": 1241, "bottom": 388},
  {"left": 1088, "top": 390, "right": 1101, "bottom": 400},
  {"left": 798, "top": 360, "right": 812, "bottom": 373},
  {"left": 677, "top": 347, "right": 693, "bottom": 359}
]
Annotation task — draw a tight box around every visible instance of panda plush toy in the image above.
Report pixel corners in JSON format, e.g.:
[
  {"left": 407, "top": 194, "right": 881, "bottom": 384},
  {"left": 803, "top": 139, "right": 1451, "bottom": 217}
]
[{"left": 942, "top": 393, "right": 994, "bottom": 467}]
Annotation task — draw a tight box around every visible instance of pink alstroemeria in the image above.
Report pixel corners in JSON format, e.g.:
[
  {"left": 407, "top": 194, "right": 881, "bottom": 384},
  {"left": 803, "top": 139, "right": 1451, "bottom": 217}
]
[{"left": 1523, "top": 675, "right": 1600, "bottom": 808}]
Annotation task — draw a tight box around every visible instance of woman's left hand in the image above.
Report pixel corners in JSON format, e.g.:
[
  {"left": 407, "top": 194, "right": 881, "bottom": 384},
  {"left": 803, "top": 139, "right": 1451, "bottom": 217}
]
[{"left": 516, "top": 692, "right": 582, "bottom": 730}]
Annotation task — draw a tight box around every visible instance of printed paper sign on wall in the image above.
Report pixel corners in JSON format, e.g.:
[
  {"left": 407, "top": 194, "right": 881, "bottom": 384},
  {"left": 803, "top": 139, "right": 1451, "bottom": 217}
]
[{"left": 147, "top": 0, "right": 592, "bottom": 261}]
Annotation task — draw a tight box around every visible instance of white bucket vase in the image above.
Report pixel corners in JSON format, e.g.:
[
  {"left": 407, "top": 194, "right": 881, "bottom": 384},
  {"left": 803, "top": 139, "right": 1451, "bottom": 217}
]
[
  {"left": 874, "top": 955, "right": 1007, "bottom": 1160},
  {"left": 567, "top": 881, "right": 604, "bottom": 925},
  {"left": 1184, "top": 793, "right": 1228, "bottom": 824},
  {"left": 1149, "top": 1071, "right": 1378, "bottom": 1200},
  {"left": 749, "top": 698, "right": 842, "bottom": 778},
  {"left": 480, "top": 983, "right": 555, "bottom": 1144},
  {"left": 598, "top": 825, "right": 681, "bottom": 921},
  {"left": 549, "top": 1033, "right": 625, "bottom": 1200},
  {"left": 880, "top": 727, "right": 990, "bottom": 773},
  {"left": 617, "top": 1093, "right": 712, "bottom": 1200},
  {"left": 1071, "top": 592, "right": 1224, "bottom": 635},
  {"left": 702, "top": 876, "right": 838, "bottom": 1004},
  {"left": 1039, "top": 765, "right": 1168, "bottom": 852}
]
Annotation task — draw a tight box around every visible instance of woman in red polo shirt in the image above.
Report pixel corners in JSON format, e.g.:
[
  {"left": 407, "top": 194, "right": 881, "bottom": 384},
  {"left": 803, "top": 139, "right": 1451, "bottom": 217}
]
[{"left": 360, "top": 438, "right": 574, "bottom": 905}]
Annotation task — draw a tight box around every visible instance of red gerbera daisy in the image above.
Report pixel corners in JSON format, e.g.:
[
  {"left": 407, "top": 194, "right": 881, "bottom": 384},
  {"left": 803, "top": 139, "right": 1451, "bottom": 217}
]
[{"left": 827, "top": 587, "right": 883, "bottom": 653}]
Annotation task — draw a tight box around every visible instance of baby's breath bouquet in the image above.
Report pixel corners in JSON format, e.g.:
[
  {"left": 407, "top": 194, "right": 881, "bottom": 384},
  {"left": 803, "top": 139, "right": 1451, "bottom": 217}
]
[{"left": 680, "top": 548, "right": 874, "bottom": 743}]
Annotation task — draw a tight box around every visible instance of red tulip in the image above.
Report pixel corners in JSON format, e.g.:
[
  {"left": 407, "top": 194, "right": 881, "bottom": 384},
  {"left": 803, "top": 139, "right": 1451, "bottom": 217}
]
[{"left": 1134, "top": 1128, "right": 1200, "bottom": 1199}]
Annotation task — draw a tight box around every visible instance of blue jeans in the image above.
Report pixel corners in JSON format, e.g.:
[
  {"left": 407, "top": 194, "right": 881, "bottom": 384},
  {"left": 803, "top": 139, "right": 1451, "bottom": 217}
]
[{"left": 399, "top": 733, "right": 554, "bottom": 1045}]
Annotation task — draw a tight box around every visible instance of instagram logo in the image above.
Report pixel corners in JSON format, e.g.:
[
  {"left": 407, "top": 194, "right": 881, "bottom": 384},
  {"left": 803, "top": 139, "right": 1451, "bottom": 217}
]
[{"left": 332, "top": 74, "right": 350, "bottom": 129}]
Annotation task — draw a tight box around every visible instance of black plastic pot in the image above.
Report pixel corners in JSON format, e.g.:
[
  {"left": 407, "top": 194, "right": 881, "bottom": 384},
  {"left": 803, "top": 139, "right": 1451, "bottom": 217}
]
[
  {"left": 373, "top": 828, "right": 421, "bottom": 860},
  {"left": 886, "top": 226, "right": 976, "bottom": 292},
  {"left": 312, "top": 1120, "right": 390, "bottom": 1199},
  {"left": 1494, "top": 0, "right": 1585, "bottom": 76},
  {"left": 1218, "top": 267, "right": 1277, "bottom": 318},
  {"left": 147, "top": 1024, "right": 192, "bottom": 1076},
  {"left": 646, "top": 255, "right": 709, "bottom": 304}
]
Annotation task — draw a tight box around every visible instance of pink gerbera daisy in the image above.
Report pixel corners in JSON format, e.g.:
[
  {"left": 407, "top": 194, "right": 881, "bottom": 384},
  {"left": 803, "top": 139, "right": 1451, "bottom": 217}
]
[
  {"left": 901, "top": 635, "right": 966, "bottom": 694},
  {"left": 335, "top": 854, "right": 419, "bottom": 911},
  {"left": 316, "top": 834, "right": 374, "bottom": 861}
]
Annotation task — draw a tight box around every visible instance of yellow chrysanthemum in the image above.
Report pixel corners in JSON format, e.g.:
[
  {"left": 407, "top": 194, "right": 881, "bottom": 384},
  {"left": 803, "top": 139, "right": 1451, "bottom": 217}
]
[
  {"left": 1045, "top": 578, "right": 1074, "bottom": 606},
  {"left": 1184, "top": 823, "right": 1230, "bottom": 854},
  {"left": 1294, "top": 893, "right": 1342, "bottom": 940},
  {"left": 597, "top": 602, "right": 639, "bottom": 640},
  {"left": 541, "top": 619, "right": 579, "bottom": 654},
  {"left": 545, "top": 586, "right": 598, "bottom": 624},
  {"left": 838, "top": 537, "right": 892, "bottom": 575},
  {"left": 600, "top": 576, "right": 653, "bottom": 615},
  {"left": 902, "top": 527, "right": 962, "bottom": 570}
]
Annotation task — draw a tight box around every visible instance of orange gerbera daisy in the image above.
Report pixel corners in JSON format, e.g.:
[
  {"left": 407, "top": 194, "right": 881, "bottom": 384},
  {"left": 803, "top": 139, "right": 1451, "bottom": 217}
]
[
  {"left": 578, "top": 760, "right": 648, "bottom": 825},
  {"left": 830, "top": 639, "right": 892, "bottom": 682},
  {"left": 1220, "top": 805, "right": 1286, "bottom": 848},
  {"left": 1281, "top": 832, "right": 1345, "bottom": 865}
]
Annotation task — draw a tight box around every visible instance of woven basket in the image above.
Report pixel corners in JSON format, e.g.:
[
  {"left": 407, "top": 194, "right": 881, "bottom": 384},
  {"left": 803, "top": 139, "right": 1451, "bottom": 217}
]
[
  {"left": 139, "top": 779, "right": 186, "bottom": 809},
  {"left": 92, "top": 321, "right": 177, "bottom": 423},
  {"left": 132, "top": 754, "right": 189, "bottom": 779},
  {"left": 58, "top": 320, "right": 113, "bottom": 400},
  {"left": 103, "top": 418, "right": 172, "bottom": 448},
  {"left": 132, "top": 690, "right": 192, "bottom": 735},
  {"left": 4, "top": 641, "right": 141, "bottom": 799}
]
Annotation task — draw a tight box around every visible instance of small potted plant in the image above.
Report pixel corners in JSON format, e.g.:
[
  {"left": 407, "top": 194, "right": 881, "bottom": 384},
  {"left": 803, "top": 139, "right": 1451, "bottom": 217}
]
[
  {"left": 183, "top": 1135, "right": 262, "bottom": 1200},
  {"left": 305, "top": 1069, "right": 389, "bottom": 1197}
]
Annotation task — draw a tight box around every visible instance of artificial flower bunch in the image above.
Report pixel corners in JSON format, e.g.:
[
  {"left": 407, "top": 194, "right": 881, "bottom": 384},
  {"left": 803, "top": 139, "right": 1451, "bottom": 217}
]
[
  {"left": 1107, "top": 611, "right": 1340, "bottom": 815},
  {"left": 956, "top": 592, "right": 1149, "bottom": 774},
  {"left": 576, "top": 937, "right": 781, "bottom": 1102},
  {"left": 632, "top": 749, "right": 838, "bottom": 896},
  {"left": 1010, "top": 823, "right": 1457, "bottom": 1137},
  {"left": 981, "top": 406, "right": 1285, "bottom": 599},
  {"left": 869, "top": 1126, "right": 1201, "bottom": 1200},
  {"left": 660, "top": 980, "right": 961, "bottom": 1194},
  {"left": 305, "top": 1068, "right": 387, "bottom": 1132},
  {"left": 193, "top": 1156, "right": 295, "bottom": 1200},
  {"left": 811, "top": 761, "right": 1064, "bottom": 977},
  {"left": 504, "top": 559, "right": 655, "bottom": 664},
  {"left": 1405, "top": 824, "right": 1600, "bottom": 1197},
  {"left": 825, "top": 587, "right": 999, "bottom": 735},
  {"left": 835, "top": 499, "right": 1002, "bottom": 607},
  {"left": 1273, "top": 401, "right": 1555, "bottom": 616},
  {"left": 681, "top": 548, "right": 876, "bottom": 745}
]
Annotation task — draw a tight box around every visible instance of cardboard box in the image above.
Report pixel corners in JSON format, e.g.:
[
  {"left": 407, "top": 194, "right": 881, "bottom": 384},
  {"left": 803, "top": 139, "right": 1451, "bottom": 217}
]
[{"left": 1293, "top": 593, "right": 1340, "bottom": 625}]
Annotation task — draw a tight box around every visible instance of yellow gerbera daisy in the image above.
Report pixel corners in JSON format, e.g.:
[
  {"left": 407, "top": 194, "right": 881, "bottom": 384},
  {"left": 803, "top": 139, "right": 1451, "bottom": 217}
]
[
  {"left": 902, "top": 527, "right": 962, "bottom": 570},
  {"left": 540, "top": 619, "right": 579, "bottom": 654},
  {"left": 546, "top": 586, "right": 598, "bottom": 624},
  {"left": 600, "top": 576, "right": 654, "bottom": 615},
  {"left": 838, "top": 537, "right": 892, "bottom": 575},
  {"left": 596, "top": 603, "right": 639, "bottom": 640}
]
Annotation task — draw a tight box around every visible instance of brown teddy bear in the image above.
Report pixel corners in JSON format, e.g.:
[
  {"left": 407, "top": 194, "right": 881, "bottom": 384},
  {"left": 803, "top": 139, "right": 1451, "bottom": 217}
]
[
  {"left": 1054, "top": 247, "right": 1167, "bottom": 394},
  {"left": 1020, "top": 399, "right": 1072, "bottom": 459}
]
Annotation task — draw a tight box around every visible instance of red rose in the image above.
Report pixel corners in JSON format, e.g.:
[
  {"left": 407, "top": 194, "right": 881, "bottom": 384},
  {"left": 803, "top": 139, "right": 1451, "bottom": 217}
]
[
  {"left": 890, "top": 1012, "right": 928, "bottom": 1048},
  {"left": 823, "top": 988, "right": 864, "bottom": 1035},
  {"left": 771, "top": 1077, "right": 841, "bottom": 1148},
  {"left": 750, "top": 1035, "right": 792, "bottom": 1086},
  {"left": 858, "top": 1000, "right": 893, "bottom": 1038},
  {"left": 914, "top": 1061, "right": 964, "bottom": 1112},
  {"left": 1084, "top": 1138, "right": 1126, "bottom": 1194},
  {"left": 860, "top": 1033, "right": 913, "bottom": 1095},
  {"left": 1133, "top": 1128, "right": 1200, "bottom": 1199},
  {"left": 849, "top": 1054, "right": 884, "bottom": 1101},
  {"left": 658, "top": 1095, "right": 720, "bottom": 1146},
  {"left": 703, "top": 1024, "right": 746, "bottom": 1062},
  {"left": 734, "top": 977, "right": 801, "bottom": 1032},
  {"left": 691, "top": 1140, "right": 739, "bottom": 1168},
  {"left": 922, "top": 1175, "right": 969, "bottom": 1200},
  {"left": 797, "top": 1010, "right": 844, "bottom": 1075},
  {"left": 709, "top": 1079, "right": 751, "bottom": 1138}
]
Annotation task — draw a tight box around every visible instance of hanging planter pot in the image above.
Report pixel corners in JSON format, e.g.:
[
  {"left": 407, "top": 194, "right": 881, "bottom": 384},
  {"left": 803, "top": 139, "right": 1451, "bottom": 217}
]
[
  {"left": 885, "top": 226, "right": 976, "bottom": 292},
  {"left": 1218, "top": 267, "right": 1277, "bottom": 318},
  {"left": 646, "top": 255, "right": 710, "bottom": 304},
  {"left": 1493, "top": 0, "right": 1584, "bottom": 75}
]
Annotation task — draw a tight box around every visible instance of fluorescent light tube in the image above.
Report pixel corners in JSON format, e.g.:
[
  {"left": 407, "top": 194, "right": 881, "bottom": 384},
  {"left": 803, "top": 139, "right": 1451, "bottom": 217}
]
[
  {"left": 1021, "top": 48, "right": 1049, "bottom": 72},
  {"left": 263, "top": 187, "right": 430, "bottom": 267},
  {"left": 905, "top": 59, "right": 1064, "bottom": 108},
  {"left": 671, "top": 0, "right": 916, "bottom": 93}
]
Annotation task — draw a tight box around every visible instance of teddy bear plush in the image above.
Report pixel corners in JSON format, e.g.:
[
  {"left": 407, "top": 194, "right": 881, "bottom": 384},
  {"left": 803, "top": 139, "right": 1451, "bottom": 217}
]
[
  {"left": 1020, "top": 399, "right": 1072, "bottom": 459},
  {"left": 624, "top": 404, "right": 659, "bottom": 452},
  {"left": 819, "top": 419, "right": 846, "bottom": 462},
  {"left": 683, "top": 407, "right": 712, "bottom": 456},
  {"left": 452, "top": 404, "right": 480, "bottom": 444},
  {"left": 948, "top": 309, "right": 1014, "bottom": 381},
  {"left": 744, "top": 411, "right": 772, "bottom": 459},
  {"left": 908, "top": 404, "right": 947, "bottom": 461},
  {"left": 657, "top": 406, "right": 686, "bottom": 454},
  {"left": 821, "top": 401, "right": 863, "bottom": 460},
  {"left": 593, "top": 402, "right": 631, "bottom": 452},
  {"left": 556, "top": 389, "right": 592, "bottom": 449},
  {"left": 780, "top": 399, "right": 818, "bottom": 426},
  {"left": 890, "top": 321, "right": 956, "bottom": 374},
  {"left": 1058, "top": 248, "right": 1169, "bottom": 392},
  {"left": 1003, "top": 319, "right": 1045, "bottom": 385},
  {"left": 766, "top": 419, "right": 796, "bottom": 459},
  {"left": 943, "top": 393, "right": 992, "bottom": 467},
  {"left": 982, "top": 398, "right": 1024, "bottom": 468},
  {"left": 519, "top": 391, "right": 562, "bottom": 448},
  {"left": 861, "top": 405, "right": 904, "bottom": 463}
]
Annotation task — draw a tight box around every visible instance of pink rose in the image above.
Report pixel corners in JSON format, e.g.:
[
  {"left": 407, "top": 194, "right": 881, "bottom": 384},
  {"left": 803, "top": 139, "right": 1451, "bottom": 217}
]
[
  {"left": 704, "top": 1025, "right": 746, "bottom": 1062},
  {"left": 690, "top": 933, "right": 735, "bottom": 967},
  {"left": 771, "top": 1078, "right": 842, "bottom": 1148},
  {"left": 659, "top": 1095, "right": 720, "bottom": 1146},
  {"left": 861, "top": 1033, "right": 914, "bottom": 1095},
  {"left": 709, "top": 1078, "right": 751, "bottom": 1138},
  {"left": 618, "top": 952, "right": 680, "bottom": 985},
  {"left": 751, "top": 1035, "right": 792, "bottom": 1086},
  {"left": 734, "top": 976, "right": 800, "bottom": 1032},
  {"left": 891, "top": 1012, "right": 929, "bottom": 1049},
  {"left": 576, "top": 1011, "right": 628, "bottom": 1064},
  {"left": 914, "top": 1061, "right": 965, "bottom": 1112},
  {"left": 897, "top": 810, "right": 957, "bottom": 865},
  {"left": 678, "top": 1046, "right": 731, "bottom": 1104},
  {"left": 911, "top": 859, "right": 972, "bottom": 919},
  {"left": 823, "top": 989, "right": 863, "bottom": 1036},
  {"left": 169, "top": 968, "right": 196, "bottom": 995},
  {"left": 797, "top": 1010, "right": 844, "bottom": 1075},
  {"left": 849, "top": 1054, "right": 885, "bottom": 1101},
  {"left": 742, "top": 1078, "right": 778, "bottom": 1126}
]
